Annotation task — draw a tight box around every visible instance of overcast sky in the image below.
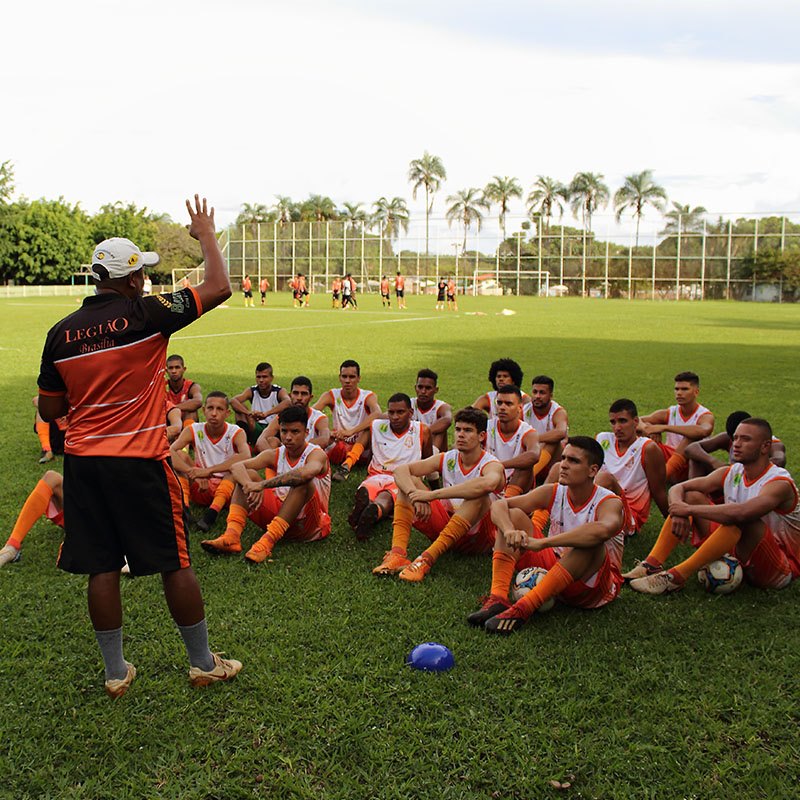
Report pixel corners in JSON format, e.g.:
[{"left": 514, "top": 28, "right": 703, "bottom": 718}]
[{"left": 2, "top": 0, "right": 799, "bottom": 247}]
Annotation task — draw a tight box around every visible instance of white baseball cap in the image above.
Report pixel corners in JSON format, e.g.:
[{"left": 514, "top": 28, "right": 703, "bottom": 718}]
[{"left": 91, "top": 238, "right": 160, "bottom": 281}]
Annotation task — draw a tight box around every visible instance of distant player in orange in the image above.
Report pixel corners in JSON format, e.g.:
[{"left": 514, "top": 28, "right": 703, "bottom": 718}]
[
  {"left": 372, "top": 407, "right": 506, "bottom": 582},
  {"left": 331, "top": 276, "right": 342, "bottom": 308},
  {"left": 347, "top": 274, "right": 358, "bottom": 309},
  {"left": 314, "top": 359, "right": 381, "bottom": 480},
  {"left": 289, "top": 274, "right": 300, "bottom": 307},
  {"left": 242, "top": 274, "right": 253, "bottom": 307},
  {"left": 259, "top": 276, "right": 269, "bottom": 306},
  {"left": 628, "top": 417, "right": 800, "bottom": 595},
  {"left": 410, "top": 368, "right": 452, "bottom": 454},
  {"left": 255, "top": 376, "right": 331, "bottom": 451},
  {"left": 201, "top": 406, "right": 331, "bottom": 563},
  {"left": 32, "top": 395, "right": 66, "bottom": 463},
  {"left": 395, "top": 271, "right": 406, "bottom": 309},
  {"left": 640, "top": 371, "right": 714, "bottom": 483},
  {"left": 469, "top": 436, "right": 625, "bottom": 634},
  {"left": 380, "top": 275, "right": 391, "bottom": 308},
  {"left": 297, "top": 273, "right": 309, "bottom": 307},
  {"left": 522, "top": 375, "right": 568, "bottom": 484},
  {"left": 231, "top": 362, "right": 290, "bottom": 444},
  {"left": 446, "top": 278, "right": 458, "bottom": 311},
  {"left": 347, "top": 393, "right": 433, "bottom": 541},
  {"left": 473, "top": 358, "right": 531, "bottom": 420},
  {"left": 165, "top": 354, "right": 202, "bottom": 423}
]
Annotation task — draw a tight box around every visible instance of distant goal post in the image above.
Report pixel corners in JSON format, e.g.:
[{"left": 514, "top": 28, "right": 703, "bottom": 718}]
[{"left": 469, "top": 269, "right": 552, "bottom": 297}]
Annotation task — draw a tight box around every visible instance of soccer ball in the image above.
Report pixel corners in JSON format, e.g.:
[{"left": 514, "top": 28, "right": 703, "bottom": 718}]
[
  {"left": 697, "top": 555, "right": 744, "bottom": 595},
  {"left": 511, "top": 567, "right": 555, "bottom": 611}
]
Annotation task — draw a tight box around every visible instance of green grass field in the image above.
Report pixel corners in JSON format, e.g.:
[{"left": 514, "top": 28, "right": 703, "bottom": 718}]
[{"left": 1, "top": 292, "right": 799, "bottom": 799}]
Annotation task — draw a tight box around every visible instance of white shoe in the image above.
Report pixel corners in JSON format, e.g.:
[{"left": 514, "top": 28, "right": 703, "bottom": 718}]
[{"left": 0, "top": 545, "right": 20, "bottom": 567}]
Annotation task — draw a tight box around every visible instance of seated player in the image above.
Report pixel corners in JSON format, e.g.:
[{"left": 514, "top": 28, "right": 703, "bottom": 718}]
[
  {"left": 380, "top": 275, "right": 391, "bottom": 307},
  {"left": 627, "top": 417, "right": 800, "bottom": 594},
  {"left": 596, "top": 399, "right": 668, "bottom": 535},
  {"left": 348, "top": 393, "right": 432, "bottom": 541},
  {"left": 372, "top": 407, "right": 505, "bottom": 582},
  {"left": 170, "top": 392, "right": 250, "bottom": 532},
  {"left": 473, "top": 358, "right": 531, "bottom": 419},
  {"left": 522, "top": 375, "right": 569, "bottom": 484},
  {"left": 410, "top": 368, "right": 452, "bottom": 454},
  {"left": 468, "top": 436, "right": 625, "bottom": 634},
  {"left": 639, "top": 371, "right": 714, "bottom": 483},
  {"left": 231, "top": 362, "right": 290, "bottom": 444},
  {"left": 165, "top": 354, "right": 202, "bottom": 423},
  {"left": 255, "top": 376, "right": 331, "bottom": 451},
  {"left": 201, "top": 405, "right": 331, "bottom": 562},
  {"left": 685, "top": 410, "right": 786, "bottom": 478},
  {"left": 314, "top": 359, "right": 381, "bottom": 480},
  {"left": 32, "top": 395, "right": 67, "bottom": 463},
  {"left": 486, "top": 385, "right": 540, "bottom": 497}
]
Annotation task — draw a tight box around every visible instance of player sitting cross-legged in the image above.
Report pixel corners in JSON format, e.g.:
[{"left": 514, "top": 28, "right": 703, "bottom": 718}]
[
  {"left": 522, "top": 375, "right": 569, "bottom": 484},
  {"left": 201, "top": 405, "right": 331, "bottom": 562},
  {"left": 410, "top": 368, "right": 452, "bottom": 455},
  {"left": 255, "top": 375, "right": 331, "bottom": 452},
  {"left": 468, "top": 436, "right": 625, "bottom": 634},
  {"left": 165, "top": 354, "right": 203, "bottom": 424},
  {"left": 473, "top": 358, "right": 531, "bottom": 420},
  {"left": 372, "top": 407, "right": 505, "bottom": 582},
  {"left": 231, "top": 362, "right": 291, "bottom": 445}
]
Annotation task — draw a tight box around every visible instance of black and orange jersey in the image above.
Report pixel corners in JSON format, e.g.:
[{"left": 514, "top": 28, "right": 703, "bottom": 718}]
[
  {"left": 38, "top": 288, "right": 203, "bottom": 459},
  {"left": 166, "top": 377, "right": 196, "bottom": 405}
]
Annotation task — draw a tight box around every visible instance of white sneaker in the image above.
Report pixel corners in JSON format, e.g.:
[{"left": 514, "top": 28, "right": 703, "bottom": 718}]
[
  {"left": 104, "top": 662, "right": 137, "bottom": 698},
  {"left": 0, "top": 545, "right": 20, "bottom": 567},
  {"left": 189, "top": 652, "right": 242, "bottom": 687}
]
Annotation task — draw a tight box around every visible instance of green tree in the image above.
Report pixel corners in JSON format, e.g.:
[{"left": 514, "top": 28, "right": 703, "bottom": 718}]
[
  {"left": 527, "top": 176, "right": 568, "bottom": 233},
  {"left": 408, "top": 152, "right": 447, "bottom": 256},
  {"left": 614, "top": 169, "right": 668, "bottom": 247},
  {"left": 446, "top": 188, "right": 490, "bottom": 253},
  {"left": 372, "top": 196, "right": 410, "bottom": 241},
  {"left": 340, "top": 202, "right": 367, "bottom": 231},
  {"left": 569, "top": 171, "right": 609, "bottom": 235},
  {"left": 273, "top": 196, "right": 296, "bottom": 227},
  {"left": 90, "top": 201, "right": 159, "bottom": 250},
  {"left": 236, "top": 203, "right": 273, "bottom": 227},
  {"left": 659, "top": 201, "right": 707, "bottom": 236},
  {"left": 484, "top": 176, "right": 522, "bottom": 241},
  {"left": 299, "top": 195, "right": 338, "bottom": 222},
  {"left": 0, "top": 160, "right": 14, "bottom": 203}
]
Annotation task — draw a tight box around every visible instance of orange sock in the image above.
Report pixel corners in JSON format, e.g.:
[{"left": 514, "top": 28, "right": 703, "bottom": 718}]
[
  {"left": 222, "top": 504, "right": 248, "bottom": 544},
  {"left": 672, "top": 524, "right": 742, "bottom": 581},
  {"left": 258, "top": 517, "right": 290, "bottom": 551},
  {"left": 645, "top": 516, "right": 684, "bottom": 568},
  {"left": 389, "top": 501, "right": 415, "bottom": 555},
  {"left": 490, "top": 551, "right": 517, "bottom": 599},
  {"left": 504, "top": 484, "right": 524, "bottom": 498},
  {"left": 36, "top": 421, "right": 51, "bottom": 452},
  {"left": 8, "top": 480, "right": 53, "bottom": 550},
  {"left": 343, "top": 443, "right": 364, "bottom": 470},
  {"left": 514, "top": 561, "right": 573, "bottom": 617},
  {"left": 422, "top": 514, "right": 471, "bottom": 563},
  {"left": 531, "top": 508, "right": 550, "bottom": 535},
  {"left": 666, "top": 452, "right": 688, "bottom": 483},
  {"left": 532, "top": 449, "right": 552, "bottom": 480},
  {"left": 178, "top": 476, "right": 190, "bottom": 505},
  {"left": 210, "top": 479, "right": 235, "bottom": 512}
]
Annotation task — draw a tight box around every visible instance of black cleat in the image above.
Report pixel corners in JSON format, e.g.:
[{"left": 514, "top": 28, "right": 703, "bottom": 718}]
[
  {"left": 484, "top": 608, "right": 528, "bottom": 635},
  {"left": 348, "top": 486, "right": 370, "bottom": 531},
  {"left": 466, "top": 596, "right": 511, "bottom": 627},
  {"left": 196, "top": 508, "right": 219, "bottom": 533},
  {"left": 332, "top": 465, "right": 351, "bottom": 483},
  {"left": 355, "top": 502, "right": 382, "bottom": 542}
]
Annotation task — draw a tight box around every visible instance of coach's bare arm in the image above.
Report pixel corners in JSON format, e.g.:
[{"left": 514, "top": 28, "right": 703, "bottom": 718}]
[{"left": 186, "top": 195, "right": 231, "bottom": 312}]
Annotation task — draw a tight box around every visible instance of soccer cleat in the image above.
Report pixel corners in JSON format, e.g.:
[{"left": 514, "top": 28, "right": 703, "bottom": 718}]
[
  {"left": 466, "top": 595, "right": 512, "bottom": 627},
  {"left": 355, "top": 503, "right": 381, "bottom": 542},
  {"left": 621, "top": 560, "right": 662, "bottom": 582},
  {"left": 372, "top": 550, "right": 411, "bottom": 575},
  {"left": 38, "top": 450, "right": 54, "bottom": 464},
  {"left": 398, "top": 555, "right": 432, "bottom": 583},
  {"left": 347, "top": 486, "right": 370, "bottom": 531},
  {"left": 104, "top": 661, "right": 136, "bottom": 698},
  {"left": 189, "top": 652, "right": 242, "bottom": 687},
  {"left": 244, "top": 539, "right": 273, "bottom": 564},
  {"left": 200, "top": 534, "right": 242, "bottom": 555},
  {"left": 628, "top": 570, "right": 684, "bottom": 595},
  {"left": 484, "top": 607, "right": 529, "bottom": 635},
  {"left": 0, "top": 545, "right": 21, "bottom": 567},
  {"left": 196, "top": 508, "right": 219, "bottom": 533},
  {"left": 331, "top": 464, "right": 351, "bottom": 483},
  {"left": 120, "top": 559, "right": 131, "bottom": 577}
]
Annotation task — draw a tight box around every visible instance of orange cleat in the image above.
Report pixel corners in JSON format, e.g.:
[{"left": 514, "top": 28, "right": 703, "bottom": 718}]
[
  {"left": 372, "top": 550, "right": 411, "bottom": 575},
  {"left": 399, "top": 555, "right": 432, "bottom": 583},
  {"left": 200, "top": 534, "right": 242, "bottom": 555}
]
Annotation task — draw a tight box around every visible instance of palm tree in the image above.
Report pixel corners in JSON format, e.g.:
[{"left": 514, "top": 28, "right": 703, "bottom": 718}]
[
  {"left": 300, "top": 194, "right": 337, "bottom": 222},
  {"left": 569, "top": 172, "right": 609, "bottom": 235},
  {"left": 445, "top": 188, "right": 490, "bottom": 254},
  {"left": 372, "top": 197, "right": 410, "bottom": 241},
  {"left": 484, "top": 176, "right": 523, "bottom": 241},
  {"left": 527, "top": 176, "right": 569, "bottom": 233},
  {"left": 340, "top": 202, "right": 367, "bottom": 231},
  {"left": 235, "top": 203, "right": 271, "bottom": 228},
  {"left": 408, "top": 152, "right": 447, "bottom": 256},
  {"left": 614, "top": 170, "right": 668, "bottom": 247},
  {"left": 659, "top": 201, "right": 707, "bottom": 236},
  {"left": 273, "top": 196, "right": 295, "bottom": 228}
]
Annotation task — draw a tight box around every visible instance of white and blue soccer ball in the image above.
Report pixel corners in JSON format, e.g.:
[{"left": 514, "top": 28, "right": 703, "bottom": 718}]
[
  {"left": 697, "top": 554, "right": 744, "bottom": 595},
  {"left": 511, "top": 566, "right": 555, "bottom": 611}
]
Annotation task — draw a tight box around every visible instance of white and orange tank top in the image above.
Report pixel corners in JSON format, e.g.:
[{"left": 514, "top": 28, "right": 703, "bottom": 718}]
[
  {"left": 523, "top": 399, "right": 564, "bottom": 435},
  {"left": 368, "top": 419, "right": 424, "bottom": 476},
  {"left": 306, "top": 407, "right": 326, "bottom": 440},
  {"left": 251, "top": 385, "right": 283, "bottom": 415},
  {"left": 486, "top": 418, "right": 536, "bottom": 479},
  {"left": 547, "top": 483, "right": 624, "bottom": 569},
  {"left": 665, "top": 403, "right": 711, "bottom": 449},
  {"left": 438, "top": 448, "right": 503, "bottom": 509},
  {"left": 275, "top": 442, "right": 331, "bottom": 512},
  {"left": 191, "top": 422, "right": 238, "bottom": 478},
  {"left": 597, "top": 432, "right": 654, "bottom": 527},
  {"left": 411, "top": 398, "right": 445, "bottom": 427},
  {"left": 331, "top": 388, "right": 374, "bottom": 441}
]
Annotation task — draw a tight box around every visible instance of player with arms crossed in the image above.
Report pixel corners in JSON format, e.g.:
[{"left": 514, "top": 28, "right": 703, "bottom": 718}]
[
  {"left": 255, "top": 376, "right": 331, "bottom": 452},
  {"left": 347, "top": 393, "right": 433, "bottom": 541},
  {"left": 36, "top": 196, "right": 242, "bottom": 697},
  {"left": 165, "top": 354, "right": 202, "bottom": 424},
  {"left": 628, "top": 417, "right": 800, "bottom": 595},
  {"left": 372, "top": 407, "right": 505, "bottom": 582},
  {"left": 468, "top": 436, "right": 625, "bottom": 634},
  {"left": 202, "top": 406, "right": 331, "bottom": 563},
  {"left": 473, "top": 358, "right": 531, "bottom": 420},
  {"left": 522, "top": 375, "right": 568, "bottom": 483},
  {"left": 640, "top": 371, "right": 714, "bottom": 483},
  {"left": 231, "top": 362, "right": 290, "bottom": 445},
  {"left": 314, "top": 359, "right": 381, "bottom": 480},
  {"left": 410, "top": 368, "right": 452, "bottom": 454}
]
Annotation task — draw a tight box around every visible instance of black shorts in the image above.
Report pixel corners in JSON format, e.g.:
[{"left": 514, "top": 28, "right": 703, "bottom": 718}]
[
  {"left": 437, "top": 291, "right": 446, "bottom": 301},
  {"left": 395, "top": 289, "right": 404, "bottom": 298},
  {"left": 260, "top": 291, "right": 266, "bottom": 299},
  {"left": 59, "top": 455, "right": 190, "bottom": 577},
  {"left": 244, "top": 290, "right": 253, "bottom": 298},
  {"left": 381, "top": 292, "right": 390, "bottom": 299},
  {"left": 332, "top": 291, "right": 340, "bottom": 300},
  {"left": 447, "top": 294, "right": 455, "bottom": 302}
]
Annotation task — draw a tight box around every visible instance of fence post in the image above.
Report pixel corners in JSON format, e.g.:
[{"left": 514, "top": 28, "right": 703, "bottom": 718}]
[
  {"left": 700, "top": 220, "right": 706, "bottom": 300},
  {"left": 752, "top": 218, "right": 759, "bottom": 300},
  {"left": 726, "top": 220, "right": 732, "bottom": 300},
  {"left": 273, "top": 222, "right": 278, "bottom": 292},
  {"left": 560, "top": 226, "right": 565, "bottom": 289}
]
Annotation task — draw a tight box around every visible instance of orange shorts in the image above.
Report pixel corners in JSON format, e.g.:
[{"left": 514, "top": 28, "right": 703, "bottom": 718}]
[
  {"left": 248, "top": 487, "right": 331, "bottom": 542},
  {"left": 326, "top": 440, "right": 370, "bottom": 466},
  {"left": 189, "top": 477, "right": 222, "bottom": 507},
  {"left": 359, "top": 473, "right": 398, "bottom": 502},
  {"left": 657, "top": 443, "right": 688, "bottom": 483},
  {"left": 737, "top": 526, "right": 799, "bottom": 589},
  {"left": 46, "top": 498, "right": 64, "bottom": 528},
  {"left": 413, "top": 499, "right": 495, "bottom": 555}
]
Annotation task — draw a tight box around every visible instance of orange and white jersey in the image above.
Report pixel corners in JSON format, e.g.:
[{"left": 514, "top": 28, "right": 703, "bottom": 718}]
[
  {"left": 547, "top": 483, "right": 625, "bottom": 570},
  {"left": 306, "top": 408, "right": 326, "bottom": 440},
  {"left": 368, "top": 419, "right": 424, "bottom": 476},
  {"left": 411, "top": 398, "right": 446, "bottom": 427},
  {"left": 597, "top": 432, "right": 654, "bottom": 528},
  {"left": 275, "top": 443, "right": 331, "bottom": 515},
  {"left": 331, "top": 388, "right": 375, "bottom": 442},
  {"left": 723, "top": 462, "right": 800, "bottom": 556},
  {"left": 483, "top": 391, "right": 500, "bottom": 419},
  {"left": 486, "top": 418, "right": 537, "bottom": 479},
  {"left": 251, "top": 385, "right": 283, "bottom": 415},
  {"left": 191, "top": 422, "right": 238, "bottom": 479},
  {"left": 438, "top": 448, "right": 503, "bottom": 509},
  {"left": 665, "top": 403, "right": 711, "bottom": 449},
  {"left": 523, "top": 399, "right": 564, "bottom": 435}
]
